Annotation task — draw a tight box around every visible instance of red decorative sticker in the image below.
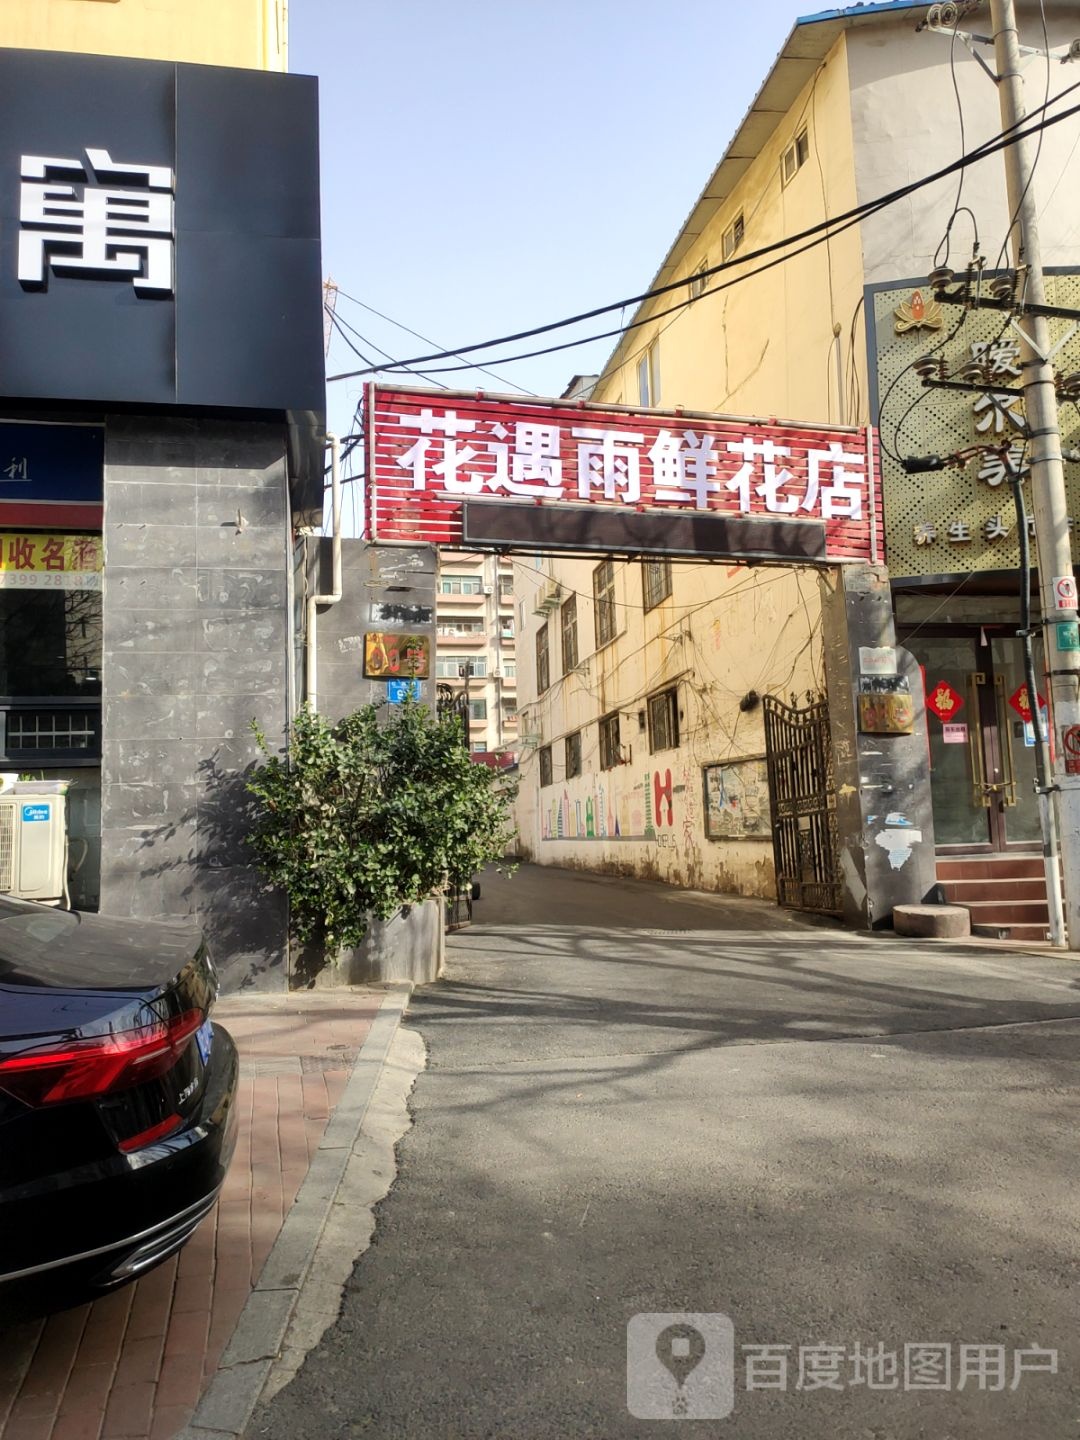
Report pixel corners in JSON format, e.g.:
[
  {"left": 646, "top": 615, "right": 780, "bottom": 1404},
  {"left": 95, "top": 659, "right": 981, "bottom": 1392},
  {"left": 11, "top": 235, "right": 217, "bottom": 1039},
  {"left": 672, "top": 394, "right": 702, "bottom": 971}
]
[
  {"left": 1008, "top": 684, "right": 1046, "bottom": 725},
  {"left": 926, "top": 680, "right": 964, "bottom": 722}
]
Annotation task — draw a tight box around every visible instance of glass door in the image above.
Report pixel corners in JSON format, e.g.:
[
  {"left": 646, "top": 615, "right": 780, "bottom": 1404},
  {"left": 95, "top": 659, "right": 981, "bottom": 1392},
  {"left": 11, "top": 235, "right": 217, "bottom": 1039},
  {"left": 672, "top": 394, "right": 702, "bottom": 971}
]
[
  {"left": 910, "top": 630, "right": 1044, "bottom": 852},
  {"left": 916, "top": 634, "right": 994, "bottom": 850},
  {"left": 989, "top": 634, "right": 1044, "bottom": 846}
]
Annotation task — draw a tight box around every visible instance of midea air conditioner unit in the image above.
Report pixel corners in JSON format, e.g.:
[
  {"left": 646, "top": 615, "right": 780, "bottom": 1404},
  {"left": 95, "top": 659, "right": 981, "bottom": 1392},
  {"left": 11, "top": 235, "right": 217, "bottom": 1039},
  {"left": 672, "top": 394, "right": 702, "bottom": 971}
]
[{"left": 0, "top": 792, "right": 68, "bottom": 904}]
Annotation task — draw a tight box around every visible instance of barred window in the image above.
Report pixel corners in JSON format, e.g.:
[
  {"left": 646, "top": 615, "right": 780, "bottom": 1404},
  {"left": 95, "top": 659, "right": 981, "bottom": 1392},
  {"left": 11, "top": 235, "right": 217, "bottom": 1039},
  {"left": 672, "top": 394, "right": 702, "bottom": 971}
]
[
  {"left": 647, "top": 687, "right": 679, "bottom": 753},
  {"left": 539, "top": 744, "right": 553, "bottom": 788},
  {"left": 561, "top": 595, "right": 578, "bottom": 673},
  {"left": 593, "top": 561, "right": 616, "bottom": 648},
  {"left": 642, "top": 559, "right": 672, "bottom": 612},
  {"left": 536, "top": 623, "right": 550, "bottom": 693},
  {"left": 599, "top": 712, "right": 621, "bottom": 771},
  {"left": 565, "top": 730, "right": 582, "bottom": 779}
]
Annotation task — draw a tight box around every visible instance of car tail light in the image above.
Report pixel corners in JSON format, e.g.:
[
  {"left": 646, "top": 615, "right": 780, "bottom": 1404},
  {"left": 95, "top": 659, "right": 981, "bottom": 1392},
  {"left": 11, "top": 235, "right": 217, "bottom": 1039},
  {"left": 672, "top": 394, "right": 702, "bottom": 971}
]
[{"left": 0, "top": 1009, "right": 204, "bottom": 1108}]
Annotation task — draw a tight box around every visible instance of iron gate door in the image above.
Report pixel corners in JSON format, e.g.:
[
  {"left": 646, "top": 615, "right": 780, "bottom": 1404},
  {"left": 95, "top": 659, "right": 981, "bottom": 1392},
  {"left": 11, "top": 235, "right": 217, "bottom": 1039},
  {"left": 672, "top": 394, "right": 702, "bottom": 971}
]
[{"left": 762, "top": 694, "right": 842, "bottom": 915}]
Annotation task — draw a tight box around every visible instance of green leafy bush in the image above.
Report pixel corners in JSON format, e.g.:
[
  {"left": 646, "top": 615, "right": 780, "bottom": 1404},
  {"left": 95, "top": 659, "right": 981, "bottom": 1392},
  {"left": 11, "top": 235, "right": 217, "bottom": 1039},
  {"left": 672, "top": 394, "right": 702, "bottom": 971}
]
[{"left": 246, "top": 700, "right": 516, "bottom": 951}]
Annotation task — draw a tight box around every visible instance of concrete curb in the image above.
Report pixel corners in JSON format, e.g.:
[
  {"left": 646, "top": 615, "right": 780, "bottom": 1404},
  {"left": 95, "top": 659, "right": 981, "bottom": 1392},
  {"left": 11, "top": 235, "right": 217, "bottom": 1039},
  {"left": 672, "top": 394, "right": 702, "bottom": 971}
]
[{"left": 178, "top": 982, "right": 412, "bottom": 1440}]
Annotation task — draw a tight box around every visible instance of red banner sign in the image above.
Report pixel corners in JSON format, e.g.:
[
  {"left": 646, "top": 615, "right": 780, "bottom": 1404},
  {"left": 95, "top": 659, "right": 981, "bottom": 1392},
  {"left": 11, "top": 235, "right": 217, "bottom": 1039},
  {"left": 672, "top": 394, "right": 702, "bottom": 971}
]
[{"left": 366, "top": 385, "right": 881, "bottom": 563}]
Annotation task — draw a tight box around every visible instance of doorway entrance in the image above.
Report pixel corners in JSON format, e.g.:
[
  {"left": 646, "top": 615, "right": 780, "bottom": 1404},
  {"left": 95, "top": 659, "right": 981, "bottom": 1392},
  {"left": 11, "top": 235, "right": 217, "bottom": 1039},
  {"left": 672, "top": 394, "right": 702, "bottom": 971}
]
[{"left": 904, "top": 629, "right": 1043, "bottom": 853}]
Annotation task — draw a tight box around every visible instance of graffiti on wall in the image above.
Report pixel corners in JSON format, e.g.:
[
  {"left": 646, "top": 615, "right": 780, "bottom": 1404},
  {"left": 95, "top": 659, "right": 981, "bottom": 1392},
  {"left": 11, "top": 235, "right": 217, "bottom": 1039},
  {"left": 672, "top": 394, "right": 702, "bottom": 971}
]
[{"left": 541, "top": 768, "right": 688, "bottom": 846}]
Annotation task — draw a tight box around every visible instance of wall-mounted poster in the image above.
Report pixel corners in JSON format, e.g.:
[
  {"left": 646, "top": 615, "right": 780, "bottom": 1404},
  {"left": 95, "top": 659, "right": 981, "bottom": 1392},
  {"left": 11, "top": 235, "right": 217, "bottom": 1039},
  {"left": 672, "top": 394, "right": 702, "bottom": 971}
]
[
  {"left": 363, "top": 631, "right": 430, "bottom": 679},
  {"left": 703, "top": 757, "right": 772, "bottom": 840}
]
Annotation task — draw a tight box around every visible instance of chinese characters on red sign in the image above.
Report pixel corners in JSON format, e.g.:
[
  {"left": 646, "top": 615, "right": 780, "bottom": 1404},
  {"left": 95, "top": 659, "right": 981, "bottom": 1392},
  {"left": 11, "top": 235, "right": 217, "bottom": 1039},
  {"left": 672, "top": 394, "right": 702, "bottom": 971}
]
[{"left": 366, "top": 386, "right": 881, "bottom": 563}]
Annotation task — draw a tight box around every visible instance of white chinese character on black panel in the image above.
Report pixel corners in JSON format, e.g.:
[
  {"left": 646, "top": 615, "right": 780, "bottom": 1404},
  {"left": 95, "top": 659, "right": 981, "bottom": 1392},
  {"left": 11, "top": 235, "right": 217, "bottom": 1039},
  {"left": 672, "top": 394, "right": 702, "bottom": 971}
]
[{"left": 18, "top": 149, "right": 174, "bottom": 296}]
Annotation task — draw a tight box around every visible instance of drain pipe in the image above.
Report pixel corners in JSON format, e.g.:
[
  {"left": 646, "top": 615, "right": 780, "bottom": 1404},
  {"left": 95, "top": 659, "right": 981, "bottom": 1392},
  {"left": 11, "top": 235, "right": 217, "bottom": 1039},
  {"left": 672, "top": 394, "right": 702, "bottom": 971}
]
[{"left": 305, "top": 432, "right": 342, "bottom": 714}]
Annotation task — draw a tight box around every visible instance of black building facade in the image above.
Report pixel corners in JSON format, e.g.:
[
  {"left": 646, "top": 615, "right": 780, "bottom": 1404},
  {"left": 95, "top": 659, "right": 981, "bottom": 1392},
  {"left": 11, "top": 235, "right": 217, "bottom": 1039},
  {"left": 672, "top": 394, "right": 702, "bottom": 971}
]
[{"left": 0, "top": 49, "right": 325, "bottom": 989}]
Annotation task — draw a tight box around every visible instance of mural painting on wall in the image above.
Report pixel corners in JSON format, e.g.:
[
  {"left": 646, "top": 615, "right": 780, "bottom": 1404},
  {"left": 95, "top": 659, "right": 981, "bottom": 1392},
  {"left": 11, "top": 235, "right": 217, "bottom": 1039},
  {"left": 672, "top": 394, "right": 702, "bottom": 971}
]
[{"left": 541, "top": 769, "right": 687, "bottom": 847}]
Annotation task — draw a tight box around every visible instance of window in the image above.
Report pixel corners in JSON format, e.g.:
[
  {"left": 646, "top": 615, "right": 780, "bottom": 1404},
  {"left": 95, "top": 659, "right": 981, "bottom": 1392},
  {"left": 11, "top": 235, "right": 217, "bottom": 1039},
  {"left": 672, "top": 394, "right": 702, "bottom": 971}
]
[
  {"left": 469, "top": 699, "right": 487, "bottom": 720},
  {"left": 642, "top": 559, "right": 672, "bottom": 612},
  {"left": 499, "top": 577, "right": 514, "bottom": 600},
  {"left": 560, "top": 595, "right": 578, "bottom": 672},
  {"left": 593, "top": 560, "right": 617, "bottom": 648},
  {"left": 599, "top": 712, "right": 621, "bottom": 771},
  {"left": 502, "top": 661, "right": 516, "bottom": 678},
  {"left": 689, "top": 259, "right": 709, "bottom": 301},
  {"left": 565, "top": 731, "right": 582, "bottom": 780},
  {"left": 471, "top": 741, "right": 488, "bottom": 753},
  {"left": 536, "top": 622, "right": 550, "bottom": 693},
  {"left": 438, "top": 575, "right": 482, "bottom": 595},
  {"left": 539, "top": 744, "right": 553, "bottom": 788},
  {"left": 636, "top": 340, "right": 661, "bottom": 406},
  {"left": 722, "top": 213, "right": 744, "bottom": 261},
  {"left": 782, "top": 129, "right": 810, "bottom": 185},
  {"left": 435, "top": 655, "right": 488, "bottom": 678},
  {"left": 647, "top": 687, "right": 679, "bottom": 753},
  {"left": 0, "top": 583, "right": 103, "bottom": 765},
  {"left": 437, "top": 618, "right": 484, "bottom": 636},
  {"left": 500, "top": 619, "right": 515, "bottom": 639}
]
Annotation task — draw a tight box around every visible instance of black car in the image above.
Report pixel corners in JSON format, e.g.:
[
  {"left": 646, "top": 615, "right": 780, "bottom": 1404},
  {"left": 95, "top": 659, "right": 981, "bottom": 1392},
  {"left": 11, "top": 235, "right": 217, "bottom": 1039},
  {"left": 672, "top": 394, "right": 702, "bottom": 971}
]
[{"left": 0, "top": 896, "right": 237, "bottom": 1292}]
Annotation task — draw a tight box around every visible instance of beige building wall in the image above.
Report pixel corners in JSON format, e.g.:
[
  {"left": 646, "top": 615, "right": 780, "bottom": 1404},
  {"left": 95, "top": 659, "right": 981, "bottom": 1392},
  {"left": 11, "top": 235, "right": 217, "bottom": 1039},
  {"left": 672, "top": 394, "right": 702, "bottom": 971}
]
[
  {"left": 436, "top": 552, "right": 518, "bottom": 757},
  {"left": 515, "top": 33, "right": 861, "bottom": 896},
  {"left": 848, "top": 7, "right": 1080, "bottom": 285},
  {"left": 1, "top": 0, "right": 287, "bottom": 70}
]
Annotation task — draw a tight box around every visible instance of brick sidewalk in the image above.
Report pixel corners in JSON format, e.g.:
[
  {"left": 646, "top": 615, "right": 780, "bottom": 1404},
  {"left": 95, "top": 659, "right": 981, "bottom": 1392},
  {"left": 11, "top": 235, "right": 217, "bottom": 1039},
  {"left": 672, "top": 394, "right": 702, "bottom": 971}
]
[{"left": 0, "top": 991, "right": 380, "bottom": 1440}]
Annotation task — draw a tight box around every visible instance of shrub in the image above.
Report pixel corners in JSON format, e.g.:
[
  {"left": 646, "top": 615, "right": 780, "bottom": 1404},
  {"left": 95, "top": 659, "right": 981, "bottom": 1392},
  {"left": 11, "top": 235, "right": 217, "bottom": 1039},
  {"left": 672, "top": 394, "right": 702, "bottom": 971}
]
[{"left": 246, "top": 700, "right": 516, "bottom": 951}]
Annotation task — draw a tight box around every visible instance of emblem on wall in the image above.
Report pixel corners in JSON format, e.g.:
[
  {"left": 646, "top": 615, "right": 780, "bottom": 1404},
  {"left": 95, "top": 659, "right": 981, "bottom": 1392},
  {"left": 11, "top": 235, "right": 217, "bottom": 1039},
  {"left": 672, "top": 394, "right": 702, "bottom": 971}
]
[{"left": 893, "top": 289, "right": 944, "bottom": 334}]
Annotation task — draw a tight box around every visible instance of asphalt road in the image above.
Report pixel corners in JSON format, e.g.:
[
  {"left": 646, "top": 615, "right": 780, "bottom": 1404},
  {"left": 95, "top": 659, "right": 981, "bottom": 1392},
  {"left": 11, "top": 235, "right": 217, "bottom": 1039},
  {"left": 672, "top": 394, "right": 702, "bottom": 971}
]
[{"left": 248, "top": 865, "right": 1080, "bottom": 1439}]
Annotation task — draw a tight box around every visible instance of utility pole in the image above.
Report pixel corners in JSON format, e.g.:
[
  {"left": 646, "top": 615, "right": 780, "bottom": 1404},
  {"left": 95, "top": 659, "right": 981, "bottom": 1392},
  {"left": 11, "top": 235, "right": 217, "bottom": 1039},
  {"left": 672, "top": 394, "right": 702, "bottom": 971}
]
[{"left": 989, "top": 0, "right": 1080, "bottom": 945}]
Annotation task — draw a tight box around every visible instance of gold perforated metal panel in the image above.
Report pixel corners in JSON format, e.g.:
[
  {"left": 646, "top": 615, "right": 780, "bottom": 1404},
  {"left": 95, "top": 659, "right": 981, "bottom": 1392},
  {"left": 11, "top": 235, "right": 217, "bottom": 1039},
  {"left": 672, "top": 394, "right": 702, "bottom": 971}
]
[{"left": 875, "top": 274, "right": 1080, "bottom": 578}]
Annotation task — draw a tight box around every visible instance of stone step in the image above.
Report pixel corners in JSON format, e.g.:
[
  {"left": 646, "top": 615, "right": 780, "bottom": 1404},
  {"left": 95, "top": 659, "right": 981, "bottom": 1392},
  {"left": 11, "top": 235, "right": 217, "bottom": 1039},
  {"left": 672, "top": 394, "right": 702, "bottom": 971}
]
[
  {"left": 940, "top": 876, "right": 1047, "bottom": 902},
  {"left": 971, "top": 921, "right": 1051, "bottom": 943},
  {"left": 937, "top": 855, "right": 1045, "bottom": 881},
  {"left": 961, "top": 900, "right": 1050, "bottom": 926}
]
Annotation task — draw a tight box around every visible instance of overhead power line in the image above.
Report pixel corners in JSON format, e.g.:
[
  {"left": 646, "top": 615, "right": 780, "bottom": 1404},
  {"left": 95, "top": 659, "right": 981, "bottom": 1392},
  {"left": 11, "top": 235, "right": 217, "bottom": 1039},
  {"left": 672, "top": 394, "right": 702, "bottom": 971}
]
[
  {"left": 327, "top": 85, "right": 1080, "bottom": 385},
  {"left": 333, "top": 289, "right": 535, "bottom": 396}
]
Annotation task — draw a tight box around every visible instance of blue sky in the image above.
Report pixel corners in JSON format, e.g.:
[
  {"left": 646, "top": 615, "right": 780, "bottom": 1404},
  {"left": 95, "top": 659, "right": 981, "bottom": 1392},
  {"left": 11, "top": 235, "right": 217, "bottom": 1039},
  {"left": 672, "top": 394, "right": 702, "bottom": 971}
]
[{"left": 289, "top": 0, "right": 841, "bottom": 476}]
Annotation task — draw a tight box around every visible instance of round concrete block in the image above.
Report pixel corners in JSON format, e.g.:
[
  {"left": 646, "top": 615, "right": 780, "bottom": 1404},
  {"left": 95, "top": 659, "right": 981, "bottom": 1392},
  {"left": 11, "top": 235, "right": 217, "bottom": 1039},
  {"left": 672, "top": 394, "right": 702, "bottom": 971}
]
[{"left": 893, "top": 903, "right": 971, "bottom": 939}]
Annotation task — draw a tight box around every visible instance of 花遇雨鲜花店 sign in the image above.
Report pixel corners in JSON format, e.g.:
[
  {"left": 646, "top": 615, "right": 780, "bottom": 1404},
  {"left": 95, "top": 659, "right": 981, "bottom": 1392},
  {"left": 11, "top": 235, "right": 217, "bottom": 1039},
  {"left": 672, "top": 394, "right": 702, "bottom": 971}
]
[{"left": 365, "top": 385, "right": 881, "bottom": 563}]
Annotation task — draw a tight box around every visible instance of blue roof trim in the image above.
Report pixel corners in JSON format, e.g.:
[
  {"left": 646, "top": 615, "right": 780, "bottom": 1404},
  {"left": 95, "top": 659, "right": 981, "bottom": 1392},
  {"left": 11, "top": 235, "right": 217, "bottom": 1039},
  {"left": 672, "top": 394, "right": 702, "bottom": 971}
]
[{"left": 797, "top": 0, "right": 921, "bottom": 24}]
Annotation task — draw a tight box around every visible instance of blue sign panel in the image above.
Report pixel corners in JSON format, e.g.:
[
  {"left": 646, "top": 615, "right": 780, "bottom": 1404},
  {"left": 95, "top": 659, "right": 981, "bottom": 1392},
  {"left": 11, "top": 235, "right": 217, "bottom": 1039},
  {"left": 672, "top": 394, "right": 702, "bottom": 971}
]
[
  {"left": 387, "top": 679, "right": 422, "bottom": 704},
  {"left": 22, "top": 803, "right": 50, "bottom": 822},
  {"left": 0, "top": 422, "right": 103, "bottom": 506}
]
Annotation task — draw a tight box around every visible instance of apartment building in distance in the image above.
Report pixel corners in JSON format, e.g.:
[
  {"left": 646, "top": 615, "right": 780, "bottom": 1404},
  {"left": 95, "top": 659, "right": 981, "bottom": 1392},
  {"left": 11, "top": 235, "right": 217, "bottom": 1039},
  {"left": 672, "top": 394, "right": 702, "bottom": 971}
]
[{"left": 435, "top": 553, "right": 518, "bottom": 761}]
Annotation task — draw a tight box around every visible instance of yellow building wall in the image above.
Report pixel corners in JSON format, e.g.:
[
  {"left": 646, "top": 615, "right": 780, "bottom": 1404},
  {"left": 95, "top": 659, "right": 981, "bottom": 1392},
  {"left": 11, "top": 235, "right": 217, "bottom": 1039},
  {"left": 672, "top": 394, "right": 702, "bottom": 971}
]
[
  {"left": 0, "top": 0, "right": 287, "bottom": 71},
  {"left": 514, "top": 36, "right": 865, "bottom": 899},
  {"left": 596, "top": 35, "right": 864, "bottom": 427}
]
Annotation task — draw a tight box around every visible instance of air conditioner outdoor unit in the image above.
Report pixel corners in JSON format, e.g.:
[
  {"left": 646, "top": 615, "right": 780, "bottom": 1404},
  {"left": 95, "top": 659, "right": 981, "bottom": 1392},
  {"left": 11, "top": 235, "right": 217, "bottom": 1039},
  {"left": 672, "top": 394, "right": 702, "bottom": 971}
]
[
  {"left": 531, "top": 579, "right": 562, "bottom": 616},
  {"left": 482, "top": 585, "right": 494, "bottom": 595},
  {"left": 493, "top": 668, "right": 503, "bottom": 678},
  {"left": 0, "top": 790, "right": 68, "bottom": 904}
]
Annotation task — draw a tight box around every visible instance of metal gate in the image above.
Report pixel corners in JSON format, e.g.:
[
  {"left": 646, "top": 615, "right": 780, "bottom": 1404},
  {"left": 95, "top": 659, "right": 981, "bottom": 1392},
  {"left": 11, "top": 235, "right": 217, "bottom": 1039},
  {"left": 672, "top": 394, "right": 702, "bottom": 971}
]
[
  {"left": 762, "top": 693, "right": 842, "bottom": 915},
  {"left": 437, "top": 682, "right": 469, "bottom": 746}
]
